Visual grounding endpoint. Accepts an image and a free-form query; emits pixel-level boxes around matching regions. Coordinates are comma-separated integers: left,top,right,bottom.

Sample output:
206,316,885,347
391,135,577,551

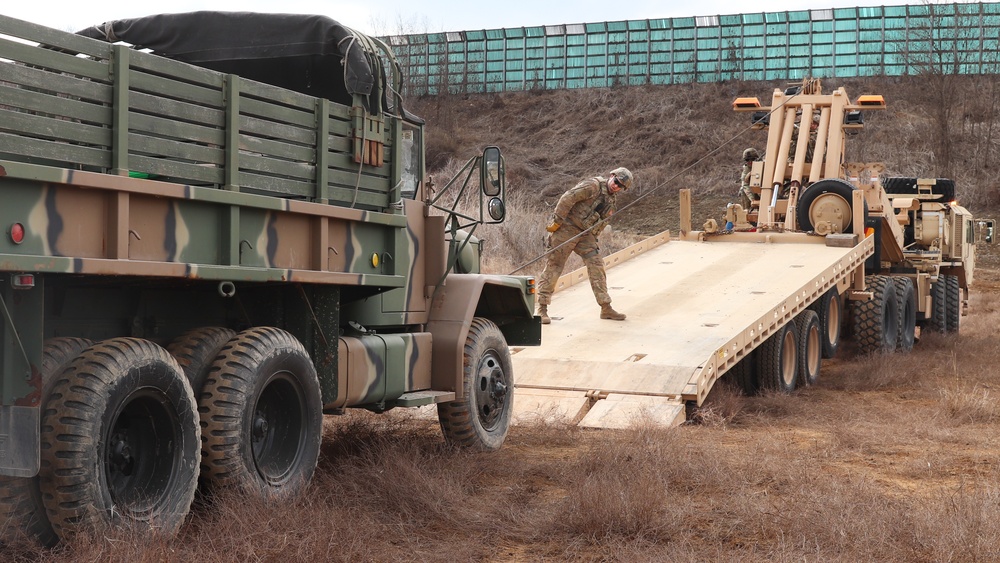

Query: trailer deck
513,230,874,428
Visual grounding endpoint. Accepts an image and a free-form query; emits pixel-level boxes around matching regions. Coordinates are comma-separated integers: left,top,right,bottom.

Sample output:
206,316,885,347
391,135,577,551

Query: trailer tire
928,278,947,334
811,288,842,359
796,179,866,234
944,275,960,334
894,277,916,352
39,338,200,541
852,275,899,354
758,323,798,393
0,338,91,547
730,351,759,396
795,310,822,386
199,327,322,497
167,327,236,396
438,317,513,451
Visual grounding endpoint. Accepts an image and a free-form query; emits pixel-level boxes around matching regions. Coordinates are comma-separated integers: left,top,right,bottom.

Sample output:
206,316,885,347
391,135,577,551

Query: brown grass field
8,76,1000,561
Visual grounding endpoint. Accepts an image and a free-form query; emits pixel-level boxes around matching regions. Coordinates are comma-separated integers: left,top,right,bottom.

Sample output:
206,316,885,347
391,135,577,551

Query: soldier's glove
546,216,563,233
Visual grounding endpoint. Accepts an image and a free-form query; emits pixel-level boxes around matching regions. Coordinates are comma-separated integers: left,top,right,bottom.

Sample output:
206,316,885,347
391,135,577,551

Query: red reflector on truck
11,274,34,289
9,223,24,244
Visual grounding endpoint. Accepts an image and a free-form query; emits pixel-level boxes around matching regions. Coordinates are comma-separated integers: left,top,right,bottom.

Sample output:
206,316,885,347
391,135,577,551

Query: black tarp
77,11,377,110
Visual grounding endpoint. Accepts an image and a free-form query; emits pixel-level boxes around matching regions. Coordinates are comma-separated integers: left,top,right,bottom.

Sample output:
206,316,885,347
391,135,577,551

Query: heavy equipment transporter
514,78,990,429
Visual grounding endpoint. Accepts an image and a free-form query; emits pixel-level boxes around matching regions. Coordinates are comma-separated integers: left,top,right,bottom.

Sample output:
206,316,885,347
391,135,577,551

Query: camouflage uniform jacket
552,176,616,235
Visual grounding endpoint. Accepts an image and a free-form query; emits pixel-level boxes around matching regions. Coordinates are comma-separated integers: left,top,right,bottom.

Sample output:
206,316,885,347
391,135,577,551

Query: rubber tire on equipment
796,178,866,234
729,350,759,396
795,310,822,386
0,338,91,547
810,288,842,359
944,274,961,334
851,275,899,354
894,277,916,352
39,338,200,541
438,317,514,451
928,278,947,334
199,327,323,497
758,322,798,393
167,326,236,396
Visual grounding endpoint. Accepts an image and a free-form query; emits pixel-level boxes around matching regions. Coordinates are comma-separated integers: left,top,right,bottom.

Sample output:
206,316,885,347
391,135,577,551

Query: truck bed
512,231,874,428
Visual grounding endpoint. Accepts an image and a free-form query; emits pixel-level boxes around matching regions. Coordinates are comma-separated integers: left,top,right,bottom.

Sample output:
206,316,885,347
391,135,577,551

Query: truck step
394,390,456,407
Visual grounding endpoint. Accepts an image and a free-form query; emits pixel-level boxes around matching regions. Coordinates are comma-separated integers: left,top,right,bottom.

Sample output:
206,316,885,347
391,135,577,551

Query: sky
3,0,951,36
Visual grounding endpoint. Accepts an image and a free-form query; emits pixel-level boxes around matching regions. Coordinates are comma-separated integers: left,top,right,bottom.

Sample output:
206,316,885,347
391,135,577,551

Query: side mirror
487,197,505,222
481,146,503,197
987,220,995,244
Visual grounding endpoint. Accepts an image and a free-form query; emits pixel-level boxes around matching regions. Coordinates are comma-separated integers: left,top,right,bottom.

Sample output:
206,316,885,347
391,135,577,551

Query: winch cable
507,80,815,276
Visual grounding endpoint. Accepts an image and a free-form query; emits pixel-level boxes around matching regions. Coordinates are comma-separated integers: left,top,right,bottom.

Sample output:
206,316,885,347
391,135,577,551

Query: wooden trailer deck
512,230,874,429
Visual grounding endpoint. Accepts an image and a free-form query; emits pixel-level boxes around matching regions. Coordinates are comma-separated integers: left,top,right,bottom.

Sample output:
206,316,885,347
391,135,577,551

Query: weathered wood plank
130,113,225,146
0,62,111,103
129,154,223,185
129,133,223,165
130,91,225,128
0,83,111,124
129,72,224,109
0,108,111,147
0,14,113,59
0,132,110,168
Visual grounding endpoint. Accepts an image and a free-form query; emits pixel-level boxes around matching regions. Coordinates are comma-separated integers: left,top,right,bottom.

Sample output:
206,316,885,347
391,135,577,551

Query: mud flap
578,395,685,429
0,405,39,477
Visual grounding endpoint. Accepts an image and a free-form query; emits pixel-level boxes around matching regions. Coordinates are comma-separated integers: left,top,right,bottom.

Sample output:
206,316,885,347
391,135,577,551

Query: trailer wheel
928,278,947,334
438,317,513,451
811,288,842,359
758,323,798,393
199,327,322,497
0,338,91,547
795,310,822,386
39,338,200,541
852,275,899,354
796,179,866,234
944,275,961,334
894,278,916,352
167,327,236,395
729,350,759,396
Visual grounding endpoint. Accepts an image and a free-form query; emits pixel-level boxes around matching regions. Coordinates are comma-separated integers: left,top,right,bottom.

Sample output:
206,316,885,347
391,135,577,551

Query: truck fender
426,274,535,396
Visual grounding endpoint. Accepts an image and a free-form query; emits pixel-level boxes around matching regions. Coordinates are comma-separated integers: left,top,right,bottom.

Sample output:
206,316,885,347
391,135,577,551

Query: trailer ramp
512,231,873,429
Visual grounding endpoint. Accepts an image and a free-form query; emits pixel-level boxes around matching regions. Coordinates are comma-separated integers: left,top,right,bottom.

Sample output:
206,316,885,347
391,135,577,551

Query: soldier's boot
537,304,551,324
600,303,626,321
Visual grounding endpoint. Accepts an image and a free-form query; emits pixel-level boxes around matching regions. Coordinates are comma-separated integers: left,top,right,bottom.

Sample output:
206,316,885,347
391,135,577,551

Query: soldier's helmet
610,167,634,190
743,148,760,161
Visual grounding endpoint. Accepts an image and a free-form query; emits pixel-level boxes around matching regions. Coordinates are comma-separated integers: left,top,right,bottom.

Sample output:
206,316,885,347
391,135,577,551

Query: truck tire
944,275,961,334
758,322,798,393
810,288,842,359
851,275,899,354
894,277,916,352
167,326,236,396
0,338,91,547
438,317,513,451
39,338,200,541
928,278,947,334
795,310,822,386
729,350,759,396
796,179,866,234
199,327,322,497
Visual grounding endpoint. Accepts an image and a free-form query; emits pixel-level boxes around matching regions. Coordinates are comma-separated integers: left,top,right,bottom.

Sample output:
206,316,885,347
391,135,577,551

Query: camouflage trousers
738,185,758,210
537,227,610,306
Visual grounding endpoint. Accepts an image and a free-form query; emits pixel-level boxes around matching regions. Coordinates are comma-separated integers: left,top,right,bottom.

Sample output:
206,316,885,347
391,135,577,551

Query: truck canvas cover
77,11,377,109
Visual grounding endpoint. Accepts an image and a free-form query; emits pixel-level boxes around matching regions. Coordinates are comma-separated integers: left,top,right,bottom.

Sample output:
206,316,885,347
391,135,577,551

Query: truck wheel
928,278,947,334
796,179,866,233
795,310,822,386
199,327,322,497
438,317,513,451
39,338,200,541
811,288,842,358
758,322,798,393
167,327,236,396
729,350,759,396
894,277,916,351
0,338,91,547
852,275,899,354
944,275,961,334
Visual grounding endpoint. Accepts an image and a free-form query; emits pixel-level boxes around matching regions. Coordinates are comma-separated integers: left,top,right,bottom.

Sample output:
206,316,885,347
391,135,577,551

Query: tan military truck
512,78,989,427
0,12,538,544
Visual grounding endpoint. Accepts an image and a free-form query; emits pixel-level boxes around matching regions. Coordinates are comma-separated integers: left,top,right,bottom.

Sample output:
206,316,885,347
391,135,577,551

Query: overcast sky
4,1,953,36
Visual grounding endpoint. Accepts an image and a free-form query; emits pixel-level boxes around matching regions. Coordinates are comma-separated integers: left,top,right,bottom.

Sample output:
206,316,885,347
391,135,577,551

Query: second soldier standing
535,167,633,324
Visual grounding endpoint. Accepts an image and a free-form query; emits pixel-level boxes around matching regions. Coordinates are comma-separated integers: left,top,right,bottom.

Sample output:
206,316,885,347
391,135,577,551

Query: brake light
9,223,24,244
11,274,34,289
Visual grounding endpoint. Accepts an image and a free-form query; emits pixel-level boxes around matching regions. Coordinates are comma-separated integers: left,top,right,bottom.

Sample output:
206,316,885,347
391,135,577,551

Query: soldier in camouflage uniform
535,167,634,324
738,147,760,210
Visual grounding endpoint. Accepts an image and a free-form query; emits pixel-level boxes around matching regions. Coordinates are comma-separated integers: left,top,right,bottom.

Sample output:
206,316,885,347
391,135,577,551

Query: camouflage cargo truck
0,12,539,544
